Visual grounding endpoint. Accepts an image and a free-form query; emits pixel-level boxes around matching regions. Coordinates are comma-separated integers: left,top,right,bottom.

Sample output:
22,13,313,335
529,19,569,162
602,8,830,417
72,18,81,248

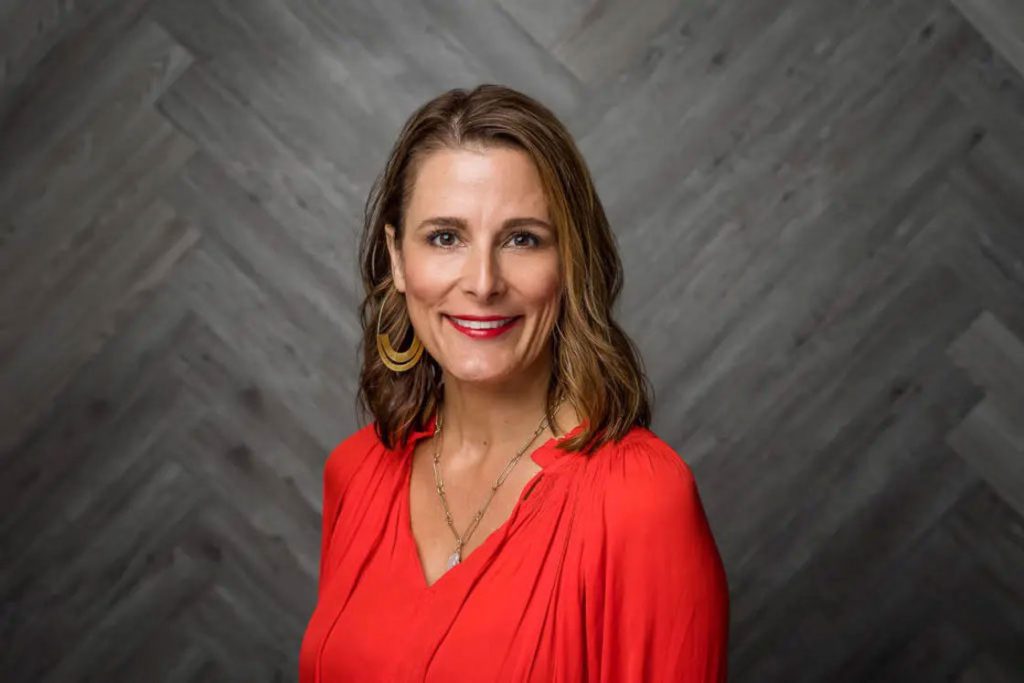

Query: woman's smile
444,314,523,339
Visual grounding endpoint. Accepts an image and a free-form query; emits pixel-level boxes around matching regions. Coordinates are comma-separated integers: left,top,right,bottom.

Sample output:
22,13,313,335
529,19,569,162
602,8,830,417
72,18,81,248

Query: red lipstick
445,314,522,339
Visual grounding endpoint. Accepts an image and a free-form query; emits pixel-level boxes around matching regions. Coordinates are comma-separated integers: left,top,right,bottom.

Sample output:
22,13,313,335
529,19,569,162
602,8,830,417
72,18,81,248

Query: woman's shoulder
326,420,380,462
586,425,695,483
322,421,384,493
580,426,705,534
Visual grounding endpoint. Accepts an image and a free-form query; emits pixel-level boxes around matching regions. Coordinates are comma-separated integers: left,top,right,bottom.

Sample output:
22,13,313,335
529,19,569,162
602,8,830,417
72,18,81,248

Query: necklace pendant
446,549,461,570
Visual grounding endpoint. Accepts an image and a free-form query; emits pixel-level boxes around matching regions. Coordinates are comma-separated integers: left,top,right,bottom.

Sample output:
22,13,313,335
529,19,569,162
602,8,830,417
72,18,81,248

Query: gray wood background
2,0,1023,681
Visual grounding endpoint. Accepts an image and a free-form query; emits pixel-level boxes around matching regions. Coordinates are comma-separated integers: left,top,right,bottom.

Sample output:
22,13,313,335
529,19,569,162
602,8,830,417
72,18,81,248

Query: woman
299,84,729,682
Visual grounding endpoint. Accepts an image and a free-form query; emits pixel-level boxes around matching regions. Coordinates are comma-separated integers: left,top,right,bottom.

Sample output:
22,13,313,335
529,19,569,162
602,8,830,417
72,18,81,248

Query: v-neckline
398,409,586,593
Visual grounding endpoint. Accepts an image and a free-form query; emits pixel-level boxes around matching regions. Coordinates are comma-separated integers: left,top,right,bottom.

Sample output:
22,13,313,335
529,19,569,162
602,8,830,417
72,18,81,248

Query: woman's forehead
409,148,545,205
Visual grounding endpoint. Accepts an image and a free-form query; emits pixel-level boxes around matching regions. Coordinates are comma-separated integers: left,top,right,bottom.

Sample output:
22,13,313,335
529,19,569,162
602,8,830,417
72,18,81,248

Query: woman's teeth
449,316,517,329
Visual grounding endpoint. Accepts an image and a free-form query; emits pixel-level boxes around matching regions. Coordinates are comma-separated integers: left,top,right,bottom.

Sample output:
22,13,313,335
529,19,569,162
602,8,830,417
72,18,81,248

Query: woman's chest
406,439,545,588
312,460,591,682
317,542,587,683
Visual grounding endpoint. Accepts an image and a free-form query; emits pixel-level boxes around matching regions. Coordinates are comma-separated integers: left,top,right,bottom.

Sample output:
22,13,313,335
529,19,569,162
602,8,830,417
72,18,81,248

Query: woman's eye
508,232,540,248
427,230,458,248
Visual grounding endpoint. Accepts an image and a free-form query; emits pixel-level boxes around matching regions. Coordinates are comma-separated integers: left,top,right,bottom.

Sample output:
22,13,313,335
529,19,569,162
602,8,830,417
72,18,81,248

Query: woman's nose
462,244,504,299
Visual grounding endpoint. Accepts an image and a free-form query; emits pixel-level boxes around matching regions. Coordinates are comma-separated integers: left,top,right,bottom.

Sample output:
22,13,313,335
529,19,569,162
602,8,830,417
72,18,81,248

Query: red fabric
299,409,730,682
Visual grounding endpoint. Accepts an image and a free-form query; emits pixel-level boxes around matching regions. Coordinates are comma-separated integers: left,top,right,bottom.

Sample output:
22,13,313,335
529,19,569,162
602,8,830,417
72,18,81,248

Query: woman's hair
356,84,653,454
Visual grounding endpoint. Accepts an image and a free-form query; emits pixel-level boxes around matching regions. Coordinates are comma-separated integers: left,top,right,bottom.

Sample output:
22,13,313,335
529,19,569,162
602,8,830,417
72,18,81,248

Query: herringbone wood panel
2,1,1022,681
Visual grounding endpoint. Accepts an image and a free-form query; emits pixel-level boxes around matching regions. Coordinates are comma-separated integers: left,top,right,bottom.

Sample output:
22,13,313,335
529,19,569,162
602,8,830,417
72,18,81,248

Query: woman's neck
437,364,576,471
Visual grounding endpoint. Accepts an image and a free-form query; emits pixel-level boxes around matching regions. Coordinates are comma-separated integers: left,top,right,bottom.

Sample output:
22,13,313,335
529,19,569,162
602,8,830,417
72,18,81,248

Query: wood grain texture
1,1,1022,681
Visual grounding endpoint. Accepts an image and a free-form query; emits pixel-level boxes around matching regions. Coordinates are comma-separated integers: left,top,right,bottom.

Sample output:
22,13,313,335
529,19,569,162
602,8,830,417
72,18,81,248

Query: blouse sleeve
316,441,346,599
582,435,730,682
316,424,374,598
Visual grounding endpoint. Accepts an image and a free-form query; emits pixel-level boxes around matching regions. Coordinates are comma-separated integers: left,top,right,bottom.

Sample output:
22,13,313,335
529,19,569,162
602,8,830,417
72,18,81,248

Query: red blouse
299,410,730,682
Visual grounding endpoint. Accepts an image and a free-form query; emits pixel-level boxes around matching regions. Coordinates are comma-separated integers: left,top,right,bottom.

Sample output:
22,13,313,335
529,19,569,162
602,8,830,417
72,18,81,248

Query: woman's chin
441,363,519,385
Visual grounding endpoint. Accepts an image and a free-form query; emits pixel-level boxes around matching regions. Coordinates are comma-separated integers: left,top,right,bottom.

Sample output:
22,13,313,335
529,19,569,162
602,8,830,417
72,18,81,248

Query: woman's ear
384,224,406,293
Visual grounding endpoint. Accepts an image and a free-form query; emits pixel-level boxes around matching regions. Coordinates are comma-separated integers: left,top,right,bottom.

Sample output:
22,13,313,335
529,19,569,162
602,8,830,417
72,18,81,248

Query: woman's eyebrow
416,216,553,232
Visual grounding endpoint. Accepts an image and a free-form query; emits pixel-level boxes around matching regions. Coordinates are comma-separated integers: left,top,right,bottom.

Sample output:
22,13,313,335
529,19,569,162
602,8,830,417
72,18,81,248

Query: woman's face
385,146,562,387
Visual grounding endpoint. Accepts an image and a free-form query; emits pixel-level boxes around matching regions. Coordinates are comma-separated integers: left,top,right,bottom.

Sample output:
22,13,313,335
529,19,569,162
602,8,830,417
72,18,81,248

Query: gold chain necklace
432,400,564,572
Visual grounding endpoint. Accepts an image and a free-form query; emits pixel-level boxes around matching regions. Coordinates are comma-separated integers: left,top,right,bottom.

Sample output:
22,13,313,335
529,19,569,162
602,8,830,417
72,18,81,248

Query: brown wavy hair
356,84,653,455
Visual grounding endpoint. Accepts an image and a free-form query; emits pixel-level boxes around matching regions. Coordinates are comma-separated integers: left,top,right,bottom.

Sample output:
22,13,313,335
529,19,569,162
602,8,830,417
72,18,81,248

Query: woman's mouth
444,315,522,339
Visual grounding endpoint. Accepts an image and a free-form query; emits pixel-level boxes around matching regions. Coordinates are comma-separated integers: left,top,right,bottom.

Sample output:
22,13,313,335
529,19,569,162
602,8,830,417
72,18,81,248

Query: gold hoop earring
376,287,424,372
